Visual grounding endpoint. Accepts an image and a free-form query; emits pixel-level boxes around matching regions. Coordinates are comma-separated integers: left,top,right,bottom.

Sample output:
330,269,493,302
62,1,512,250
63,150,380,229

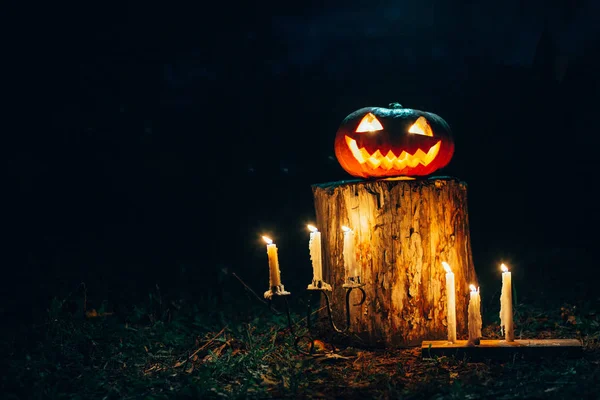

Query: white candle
262,236,281,288
468,284,482,345
307,225,323,282
442,261,457,343
500,263,514,341
342,226,359,279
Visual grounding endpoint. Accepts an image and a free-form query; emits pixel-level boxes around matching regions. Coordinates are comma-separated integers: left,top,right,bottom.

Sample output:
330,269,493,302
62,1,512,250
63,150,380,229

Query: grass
2,283,600,399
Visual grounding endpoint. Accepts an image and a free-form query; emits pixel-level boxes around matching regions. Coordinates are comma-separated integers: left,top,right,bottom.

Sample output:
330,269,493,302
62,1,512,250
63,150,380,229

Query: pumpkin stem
389,102,403,109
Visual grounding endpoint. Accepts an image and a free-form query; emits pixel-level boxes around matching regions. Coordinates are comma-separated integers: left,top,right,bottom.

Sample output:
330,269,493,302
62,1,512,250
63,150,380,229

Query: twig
81,282,87,315
293,306,327,328
173,326,228,368
189,326,227,359
232,271,327,325
232,272,280,312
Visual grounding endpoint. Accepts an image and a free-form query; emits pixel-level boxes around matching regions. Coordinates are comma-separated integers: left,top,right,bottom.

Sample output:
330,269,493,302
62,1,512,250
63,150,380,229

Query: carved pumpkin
334,103,455,178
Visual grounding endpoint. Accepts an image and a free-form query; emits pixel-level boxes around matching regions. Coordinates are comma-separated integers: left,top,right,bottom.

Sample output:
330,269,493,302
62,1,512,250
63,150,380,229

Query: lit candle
442,261,457,343
500,263,514,341
342,226,359,279
468,284,482,345
262,236,281,288
307,225,323,283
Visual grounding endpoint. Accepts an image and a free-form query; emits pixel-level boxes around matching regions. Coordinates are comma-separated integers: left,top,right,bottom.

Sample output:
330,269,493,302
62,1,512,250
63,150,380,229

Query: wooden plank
421,339,583,361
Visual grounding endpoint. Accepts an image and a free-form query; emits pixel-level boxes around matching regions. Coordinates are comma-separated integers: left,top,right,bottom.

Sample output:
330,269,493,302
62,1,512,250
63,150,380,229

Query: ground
2,282,599,399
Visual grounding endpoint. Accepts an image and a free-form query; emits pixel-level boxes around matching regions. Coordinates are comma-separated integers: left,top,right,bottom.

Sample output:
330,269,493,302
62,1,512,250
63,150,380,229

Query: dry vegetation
2,282,599,399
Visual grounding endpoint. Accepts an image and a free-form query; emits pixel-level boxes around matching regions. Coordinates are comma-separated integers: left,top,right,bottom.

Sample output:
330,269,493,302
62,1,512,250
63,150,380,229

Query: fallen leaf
260,375,278,386
315,353,356,363
84,309,114,318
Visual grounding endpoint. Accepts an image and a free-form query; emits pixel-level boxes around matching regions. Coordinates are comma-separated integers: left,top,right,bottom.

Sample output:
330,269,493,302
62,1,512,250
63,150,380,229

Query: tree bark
312,176,477,347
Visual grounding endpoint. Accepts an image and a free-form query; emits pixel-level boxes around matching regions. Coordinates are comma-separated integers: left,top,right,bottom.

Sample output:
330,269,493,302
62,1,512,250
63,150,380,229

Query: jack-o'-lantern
334,103,454,178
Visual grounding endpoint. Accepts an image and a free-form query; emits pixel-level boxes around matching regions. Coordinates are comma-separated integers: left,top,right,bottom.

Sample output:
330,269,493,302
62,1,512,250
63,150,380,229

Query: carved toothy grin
345,136,441,170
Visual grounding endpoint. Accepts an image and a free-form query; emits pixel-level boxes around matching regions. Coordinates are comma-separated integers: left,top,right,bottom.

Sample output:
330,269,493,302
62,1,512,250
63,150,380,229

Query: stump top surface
312,175,465,190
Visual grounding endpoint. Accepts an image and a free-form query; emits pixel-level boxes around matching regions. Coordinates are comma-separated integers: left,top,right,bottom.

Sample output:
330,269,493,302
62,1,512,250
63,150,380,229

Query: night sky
5,2,600,324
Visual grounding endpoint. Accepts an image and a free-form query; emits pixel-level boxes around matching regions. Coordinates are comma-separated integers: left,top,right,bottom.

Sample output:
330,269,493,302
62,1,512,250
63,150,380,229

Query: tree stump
312,176,477,347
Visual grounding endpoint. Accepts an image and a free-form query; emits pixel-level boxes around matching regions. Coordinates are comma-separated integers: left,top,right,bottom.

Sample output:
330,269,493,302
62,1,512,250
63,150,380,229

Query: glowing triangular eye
356,113,384,133
408,116,433,136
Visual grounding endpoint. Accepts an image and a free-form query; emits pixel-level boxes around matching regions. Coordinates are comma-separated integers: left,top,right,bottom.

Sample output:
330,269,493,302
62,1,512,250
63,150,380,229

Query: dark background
4,1,600,326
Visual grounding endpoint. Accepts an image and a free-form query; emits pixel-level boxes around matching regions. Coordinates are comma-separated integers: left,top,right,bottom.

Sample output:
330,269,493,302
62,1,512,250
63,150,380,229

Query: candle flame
442,261,452,273
341,225,352,232
307,224,318,232
262,236,273,245
501,263,508,272
469,284,477,292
